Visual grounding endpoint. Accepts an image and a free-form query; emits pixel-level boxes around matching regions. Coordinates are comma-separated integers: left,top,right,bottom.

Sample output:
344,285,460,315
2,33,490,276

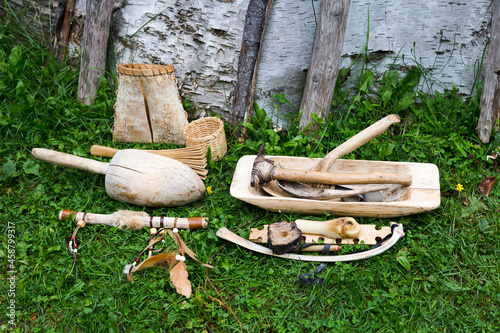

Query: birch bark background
3,0,493,127
255,0,492,127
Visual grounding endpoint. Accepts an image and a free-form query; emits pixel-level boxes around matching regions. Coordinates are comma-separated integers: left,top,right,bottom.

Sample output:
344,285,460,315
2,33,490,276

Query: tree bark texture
477,0,500,143
77,0,114,105
230,0,273,129
5,0,493,129
298,0,351,132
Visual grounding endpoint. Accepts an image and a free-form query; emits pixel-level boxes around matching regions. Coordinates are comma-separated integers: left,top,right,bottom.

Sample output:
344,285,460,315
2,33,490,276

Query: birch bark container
112,63,188,144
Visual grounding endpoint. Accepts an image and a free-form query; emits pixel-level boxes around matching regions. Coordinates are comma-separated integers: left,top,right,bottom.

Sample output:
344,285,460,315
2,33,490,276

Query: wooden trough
230,155,440,218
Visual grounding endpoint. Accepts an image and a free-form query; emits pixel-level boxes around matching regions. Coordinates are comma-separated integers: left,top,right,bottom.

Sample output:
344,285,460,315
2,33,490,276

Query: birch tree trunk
299,0,351,132
5,0,492,129
477,0,500,143
77,0,114,105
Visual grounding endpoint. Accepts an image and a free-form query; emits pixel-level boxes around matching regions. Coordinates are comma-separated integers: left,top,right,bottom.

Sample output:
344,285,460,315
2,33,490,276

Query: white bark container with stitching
112,64,188,144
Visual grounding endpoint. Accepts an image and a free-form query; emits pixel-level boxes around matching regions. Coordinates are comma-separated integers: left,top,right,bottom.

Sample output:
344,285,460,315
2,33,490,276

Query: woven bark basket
184,117,227,162
112,64,188,144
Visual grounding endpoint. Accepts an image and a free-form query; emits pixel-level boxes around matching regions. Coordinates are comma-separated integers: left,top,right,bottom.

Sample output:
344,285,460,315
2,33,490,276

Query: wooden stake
77,0,114,105
52,0,76,62
478,1,500,143
299,0,351,133
230,0,274,133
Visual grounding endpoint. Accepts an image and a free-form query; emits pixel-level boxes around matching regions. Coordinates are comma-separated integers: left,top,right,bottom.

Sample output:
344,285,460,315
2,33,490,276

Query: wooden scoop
32,148,205,207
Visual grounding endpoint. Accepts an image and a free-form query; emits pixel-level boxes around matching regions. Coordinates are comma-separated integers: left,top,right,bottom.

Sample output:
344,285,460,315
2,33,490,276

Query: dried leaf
169,261,192,298
166,229,214,268
135,252,177,272
479,176,497,197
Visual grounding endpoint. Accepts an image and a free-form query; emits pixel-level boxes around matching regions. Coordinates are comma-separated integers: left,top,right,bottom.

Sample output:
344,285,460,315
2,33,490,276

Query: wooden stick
90,145,208,179
314,114,400,172
77,0,114,105
299,0,351,132
59,209,209,230
230,0,274,132
52,0,76,62
478,0,500,143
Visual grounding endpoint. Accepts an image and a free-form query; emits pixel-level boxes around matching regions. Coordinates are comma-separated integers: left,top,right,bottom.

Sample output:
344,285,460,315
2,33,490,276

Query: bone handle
273,168,412,186
294,218,360,239
32,148,109,175
315,114,401,172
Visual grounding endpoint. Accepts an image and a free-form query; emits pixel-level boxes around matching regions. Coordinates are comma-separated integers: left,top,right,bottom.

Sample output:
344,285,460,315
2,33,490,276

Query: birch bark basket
112,64,188,145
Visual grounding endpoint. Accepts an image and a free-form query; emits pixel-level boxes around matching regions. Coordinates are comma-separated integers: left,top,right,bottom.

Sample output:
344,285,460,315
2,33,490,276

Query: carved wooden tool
32,148,205,207
259,114,404,198
267,221,303,254
217,223,405,261
251,143,412,188
59,209,208,230
250,220,393,246
264,217,359,254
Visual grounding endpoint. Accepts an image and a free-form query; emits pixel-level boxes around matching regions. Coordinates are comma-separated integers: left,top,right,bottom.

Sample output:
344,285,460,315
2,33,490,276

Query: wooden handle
90,145,207,165
91,145,202,158
90,145,119,158
58,209,209,230
90,145,208,179
315,114,400,172
294,217,360,239
273,168,412,186
32,148,109,175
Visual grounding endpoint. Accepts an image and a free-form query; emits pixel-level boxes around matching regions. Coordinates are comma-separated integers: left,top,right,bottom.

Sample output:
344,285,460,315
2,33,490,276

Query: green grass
1,8,500,333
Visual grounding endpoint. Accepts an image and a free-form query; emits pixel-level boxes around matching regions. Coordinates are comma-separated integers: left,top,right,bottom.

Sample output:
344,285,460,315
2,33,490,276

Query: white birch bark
6,0,493,128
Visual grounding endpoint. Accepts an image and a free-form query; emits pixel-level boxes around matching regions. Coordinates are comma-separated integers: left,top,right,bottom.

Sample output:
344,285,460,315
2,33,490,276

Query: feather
113,210,150,230
169,261,192,298
135,252,177,272
123,264,134,274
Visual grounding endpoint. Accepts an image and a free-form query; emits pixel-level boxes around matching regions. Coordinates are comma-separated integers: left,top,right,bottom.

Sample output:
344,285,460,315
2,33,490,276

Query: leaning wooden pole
77,0,114,105
52,0,76,62
299,0,351,133
478,1,500,143
230,0,274,134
